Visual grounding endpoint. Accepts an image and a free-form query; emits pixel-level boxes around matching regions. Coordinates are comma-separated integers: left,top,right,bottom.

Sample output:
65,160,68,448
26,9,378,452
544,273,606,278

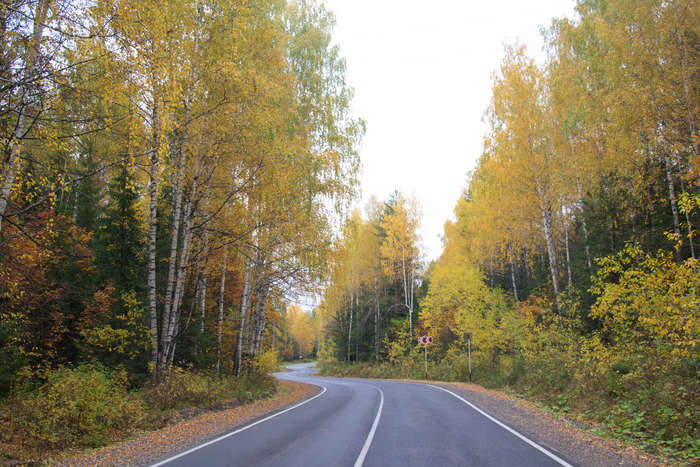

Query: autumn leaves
0,0,362,382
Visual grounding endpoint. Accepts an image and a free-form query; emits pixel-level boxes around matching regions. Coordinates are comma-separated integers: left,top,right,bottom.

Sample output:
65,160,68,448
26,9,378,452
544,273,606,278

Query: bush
142,367,233,412
142,365,277,413
14,364,143,449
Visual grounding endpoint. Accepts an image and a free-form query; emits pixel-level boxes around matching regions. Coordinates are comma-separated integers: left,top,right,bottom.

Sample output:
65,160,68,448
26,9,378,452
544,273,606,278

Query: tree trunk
159,137,187,369
564,221,572,288
347,281,353,362
679,178,696,260
409,265,414,335
0,0,50,235
673,1,699,158
374,267,380,361
664,153,682,258
147,101,160,376
540,201,561,313
215,248,228,374
199,191,211,346
508,242,518,301
251,286,269,357
576,179,593,271
524,249,531,285
400,246,411,334
536,179,561,314
235,259,253,376
164,184,197,370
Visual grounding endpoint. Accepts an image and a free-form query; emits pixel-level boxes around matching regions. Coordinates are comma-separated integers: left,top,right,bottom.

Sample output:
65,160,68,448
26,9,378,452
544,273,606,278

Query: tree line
318,0,697,459
0,0,362,390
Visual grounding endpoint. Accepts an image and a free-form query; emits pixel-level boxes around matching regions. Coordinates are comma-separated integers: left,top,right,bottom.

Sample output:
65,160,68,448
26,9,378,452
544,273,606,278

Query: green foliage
2,364,278,459
590,243,699,359
94,162,146,297
13,364,144,449
0,320,25,398
142,366,277,413
252,349,282,376
323,243,699,463
80,290,150,375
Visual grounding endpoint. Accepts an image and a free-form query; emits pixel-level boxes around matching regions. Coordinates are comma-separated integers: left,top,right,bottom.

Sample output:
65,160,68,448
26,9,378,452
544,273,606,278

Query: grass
0,363,278,463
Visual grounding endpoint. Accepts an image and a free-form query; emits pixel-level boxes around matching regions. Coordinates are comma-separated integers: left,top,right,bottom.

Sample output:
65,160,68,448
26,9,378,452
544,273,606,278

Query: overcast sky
323,0,577,261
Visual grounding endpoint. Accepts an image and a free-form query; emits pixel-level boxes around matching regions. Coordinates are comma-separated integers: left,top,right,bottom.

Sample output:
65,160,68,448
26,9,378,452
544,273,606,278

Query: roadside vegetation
0,352,279,461
0,0,358,463
316,0,699,464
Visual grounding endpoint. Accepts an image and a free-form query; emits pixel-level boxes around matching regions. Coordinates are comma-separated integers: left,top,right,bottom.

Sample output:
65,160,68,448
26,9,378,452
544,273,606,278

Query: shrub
14,364,143,449
143,367,225,411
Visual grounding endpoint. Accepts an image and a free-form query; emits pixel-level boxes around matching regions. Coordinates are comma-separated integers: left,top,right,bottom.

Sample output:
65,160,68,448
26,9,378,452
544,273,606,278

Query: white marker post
464,332,472,382
419,336,433,379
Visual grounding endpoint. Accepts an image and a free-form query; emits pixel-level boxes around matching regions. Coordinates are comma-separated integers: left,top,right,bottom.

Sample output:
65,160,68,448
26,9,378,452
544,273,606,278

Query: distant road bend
151,362,574,467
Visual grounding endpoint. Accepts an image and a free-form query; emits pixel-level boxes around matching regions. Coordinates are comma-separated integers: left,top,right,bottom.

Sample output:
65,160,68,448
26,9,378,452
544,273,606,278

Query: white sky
324,0,578,261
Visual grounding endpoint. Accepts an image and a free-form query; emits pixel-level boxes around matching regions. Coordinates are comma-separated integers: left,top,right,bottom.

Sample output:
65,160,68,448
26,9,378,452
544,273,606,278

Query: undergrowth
0,351,280,462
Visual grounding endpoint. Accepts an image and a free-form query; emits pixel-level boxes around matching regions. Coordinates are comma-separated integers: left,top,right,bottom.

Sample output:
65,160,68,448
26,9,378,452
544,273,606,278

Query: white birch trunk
576,179,593,271
400,246,411,334
251,287,269,357
215,248,228,374
535,177,561,314
199,190,211,339
679,178,696,260
147,102,160,375
564,221,572,288
664,153,682,255
159,140,187,368
374,267,380,361
347,277,353,362
508,242,519,301
672,2,699,158
0,0,49,235
235,259,253,376
163,183,197,369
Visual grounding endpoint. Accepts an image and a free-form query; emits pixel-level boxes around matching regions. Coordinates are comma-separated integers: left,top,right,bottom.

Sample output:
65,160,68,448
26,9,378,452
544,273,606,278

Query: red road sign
418,336,433,344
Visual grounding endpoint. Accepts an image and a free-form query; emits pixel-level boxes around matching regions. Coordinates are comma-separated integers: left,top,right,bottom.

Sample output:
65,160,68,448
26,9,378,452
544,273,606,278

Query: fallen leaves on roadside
51,380,319,467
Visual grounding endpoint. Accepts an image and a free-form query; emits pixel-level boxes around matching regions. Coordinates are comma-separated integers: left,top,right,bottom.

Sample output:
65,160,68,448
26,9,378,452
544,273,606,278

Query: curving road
151,363,574,467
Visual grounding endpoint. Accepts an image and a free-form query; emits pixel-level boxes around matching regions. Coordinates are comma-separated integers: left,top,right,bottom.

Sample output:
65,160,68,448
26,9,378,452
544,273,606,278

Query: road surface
151,362,574,467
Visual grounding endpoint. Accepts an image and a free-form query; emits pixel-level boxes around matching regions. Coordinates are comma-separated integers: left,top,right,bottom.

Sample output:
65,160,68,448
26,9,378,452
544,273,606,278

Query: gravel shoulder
431,381,673,467
51,379,320,467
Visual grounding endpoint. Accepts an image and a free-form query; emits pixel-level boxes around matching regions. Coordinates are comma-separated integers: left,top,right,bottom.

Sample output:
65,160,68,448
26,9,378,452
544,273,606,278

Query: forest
0,0,361,458
317,0,698,463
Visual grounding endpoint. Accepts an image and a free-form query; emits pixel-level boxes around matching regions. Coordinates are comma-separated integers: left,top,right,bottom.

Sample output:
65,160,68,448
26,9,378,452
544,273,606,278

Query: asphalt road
151,363,574,467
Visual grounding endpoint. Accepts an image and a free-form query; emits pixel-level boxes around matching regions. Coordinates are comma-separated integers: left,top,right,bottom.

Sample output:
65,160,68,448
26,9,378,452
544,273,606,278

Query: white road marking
150,385,328,467
427,384,573,467
353,385,384,467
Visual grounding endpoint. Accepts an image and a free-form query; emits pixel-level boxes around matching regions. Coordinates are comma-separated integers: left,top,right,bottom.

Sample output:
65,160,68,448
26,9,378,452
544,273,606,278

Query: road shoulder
430,381,671,467
51,379,321,467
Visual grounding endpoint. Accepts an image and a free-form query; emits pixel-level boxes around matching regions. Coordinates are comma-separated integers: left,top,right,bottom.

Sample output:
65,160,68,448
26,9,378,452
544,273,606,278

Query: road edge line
150,384,328,467
427,384,573,467
353,385,384,467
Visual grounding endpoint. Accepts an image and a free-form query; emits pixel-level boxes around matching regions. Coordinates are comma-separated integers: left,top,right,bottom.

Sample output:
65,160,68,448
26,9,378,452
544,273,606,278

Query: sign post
418,336,433,379
463,333,472,382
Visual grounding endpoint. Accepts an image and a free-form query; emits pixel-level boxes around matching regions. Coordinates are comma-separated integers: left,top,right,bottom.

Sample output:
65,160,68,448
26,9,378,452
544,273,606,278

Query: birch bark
235,259,253,376
536,179,561,313
664,153,682,257
159,138,187,368
374,268,380,361
148,101,160,375
576,179,593,271
215,248,228,373
0,0,50,235
251,286,269,357
508,242,519,301
564,220,572,288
